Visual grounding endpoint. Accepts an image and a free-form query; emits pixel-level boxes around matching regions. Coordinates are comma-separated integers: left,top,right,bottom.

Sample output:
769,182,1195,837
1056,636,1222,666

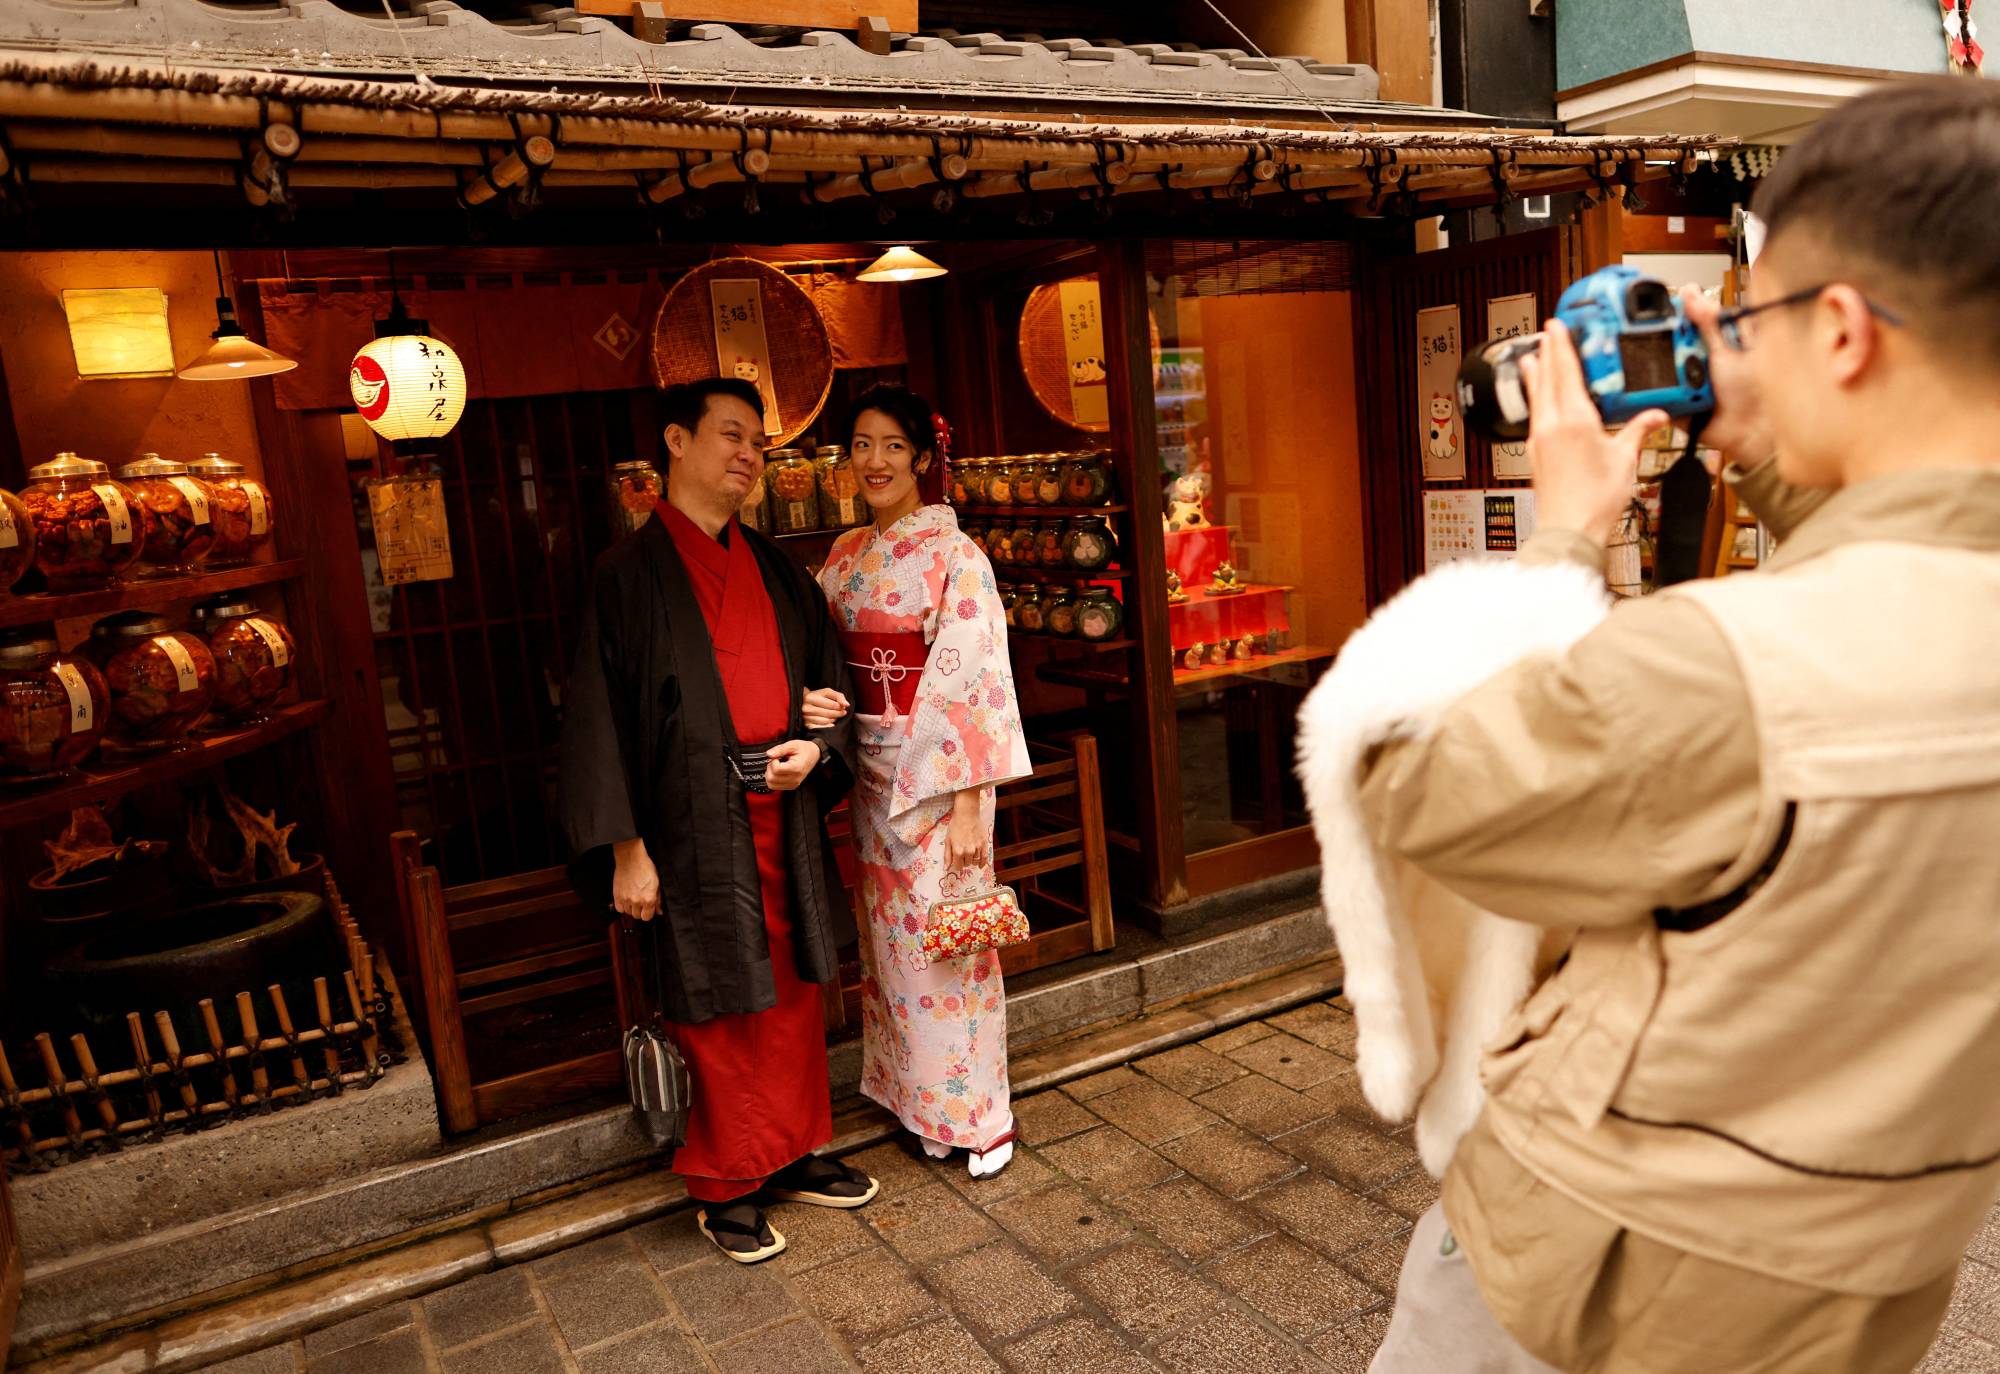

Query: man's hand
612,837,660,922
1681,285,1775,468
766,739,820,793
802,687,850,731
1520,320,1669,546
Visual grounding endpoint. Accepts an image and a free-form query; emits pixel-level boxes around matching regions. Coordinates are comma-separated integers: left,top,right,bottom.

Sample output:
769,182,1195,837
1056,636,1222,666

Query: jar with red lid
20,453,149,590
186,454,274,567
192,596,295,723
86,611,217,751
0,627,108,780
0,487,33,594
119,455,217,576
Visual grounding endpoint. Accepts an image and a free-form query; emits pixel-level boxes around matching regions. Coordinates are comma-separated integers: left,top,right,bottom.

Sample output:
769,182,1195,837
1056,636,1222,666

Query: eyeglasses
1715,284,1904,351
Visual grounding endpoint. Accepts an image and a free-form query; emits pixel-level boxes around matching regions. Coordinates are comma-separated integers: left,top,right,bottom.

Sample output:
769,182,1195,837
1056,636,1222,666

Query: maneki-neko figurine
1166,569,1189,605
1208,562,1246,596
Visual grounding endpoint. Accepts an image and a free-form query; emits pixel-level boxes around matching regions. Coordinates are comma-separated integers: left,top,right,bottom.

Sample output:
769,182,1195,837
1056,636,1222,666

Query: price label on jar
786,500,811,531
53,662,94,730
91,483,134,544
246,486,270,537
246,617,292,668
0,499,16,549
168,477,213,526
153,635,202,693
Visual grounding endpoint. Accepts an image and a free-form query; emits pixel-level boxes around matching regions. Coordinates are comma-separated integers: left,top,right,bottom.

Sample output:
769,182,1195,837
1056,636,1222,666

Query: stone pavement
197,993,2000,1374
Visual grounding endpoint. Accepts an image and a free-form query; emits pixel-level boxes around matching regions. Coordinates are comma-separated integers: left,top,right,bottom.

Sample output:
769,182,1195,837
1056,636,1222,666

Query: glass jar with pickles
1000,585,1022,630
948,458,976,508
0,627,108,780
1063,515,1117,572
192,597,296,724
1076,587,1125,643
1033,455,1067,507
86,611,216,752
610,459,664,535
961,520,990,560
1013,586,1046,634
764,449,819,535
1062,452,1114,507
1009,519,1040,570
985,459,1018,508
0,487,33,595
738,468,770,534
1034,520,1067,570
1010,458,1042,507
815,446,865,529
21,453,149,590
186,454,274,567
118,455,216,576
1042,589,1079,637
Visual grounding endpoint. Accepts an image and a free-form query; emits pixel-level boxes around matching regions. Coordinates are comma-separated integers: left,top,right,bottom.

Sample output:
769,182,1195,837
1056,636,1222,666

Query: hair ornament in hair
931,411,953,465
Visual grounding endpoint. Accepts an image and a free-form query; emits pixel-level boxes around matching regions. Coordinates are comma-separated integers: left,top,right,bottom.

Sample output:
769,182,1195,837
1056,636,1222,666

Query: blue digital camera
1458,265,1715,443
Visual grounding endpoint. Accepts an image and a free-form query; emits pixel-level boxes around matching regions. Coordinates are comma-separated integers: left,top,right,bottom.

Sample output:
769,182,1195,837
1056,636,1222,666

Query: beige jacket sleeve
1356,526,1763,930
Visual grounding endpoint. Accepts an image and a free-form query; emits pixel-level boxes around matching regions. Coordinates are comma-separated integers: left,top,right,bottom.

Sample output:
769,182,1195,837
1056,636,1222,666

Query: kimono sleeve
888,536,1032,841
557,556,643,874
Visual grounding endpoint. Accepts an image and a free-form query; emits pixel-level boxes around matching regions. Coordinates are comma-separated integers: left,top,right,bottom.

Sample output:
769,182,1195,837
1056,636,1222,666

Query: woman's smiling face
851,407,926,518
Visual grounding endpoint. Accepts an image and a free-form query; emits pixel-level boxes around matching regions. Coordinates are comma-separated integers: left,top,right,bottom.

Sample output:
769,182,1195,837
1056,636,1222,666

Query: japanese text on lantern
1415,305,1465,481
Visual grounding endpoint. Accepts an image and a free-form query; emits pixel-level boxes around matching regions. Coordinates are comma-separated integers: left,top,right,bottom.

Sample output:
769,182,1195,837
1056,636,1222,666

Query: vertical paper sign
1423,490,1484,570
1058,279,1111,428
1486,293,1538,480
1482,489,1537,555
367,476,454,586
1416,305,1465,481
710,280,783,437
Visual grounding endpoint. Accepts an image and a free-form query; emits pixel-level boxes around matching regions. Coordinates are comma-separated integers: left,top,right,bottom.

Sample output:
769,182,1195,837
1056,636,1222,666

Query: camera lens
1685,354,1708,389
1626,280,1674,321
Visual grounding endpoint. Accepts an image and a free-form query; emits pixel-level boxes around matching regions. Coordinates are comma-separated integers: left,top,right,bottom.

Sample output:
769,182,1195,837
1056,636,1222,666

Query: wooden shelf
996,567,1131,585
1171,644,1334,691
0,560,305,631
0,699,331,830
951,505,1127,519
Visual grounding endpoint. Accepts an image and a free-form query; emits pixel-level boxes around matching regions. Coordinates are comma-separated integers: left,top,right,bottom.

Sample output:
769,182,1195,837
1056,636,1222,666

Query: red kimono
658,501,832,1202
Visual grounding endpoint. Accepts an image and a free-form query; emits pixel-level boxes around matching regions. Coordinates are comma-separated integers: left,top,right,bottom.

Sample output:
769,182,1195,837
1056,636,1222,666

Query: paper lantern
349,332,466,444
62,288,176,380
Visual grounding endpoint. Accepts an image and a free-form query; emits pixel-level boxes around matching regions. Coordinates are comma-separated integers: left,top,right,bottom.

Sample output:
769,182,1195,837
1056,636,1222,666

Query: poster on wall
367,476,454,586
1486,293,1538,480
1415,305,1465,481
1423,488,1538,570
1058,279,1111,427
710,279,783,437
1482,489,1537,553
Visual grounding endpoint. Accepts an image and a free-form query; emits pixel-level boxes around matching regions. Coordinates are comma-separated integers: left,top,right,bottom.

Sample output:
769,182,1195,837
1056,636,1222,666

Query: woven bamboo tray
1018,276,1161,433
651,257,833,449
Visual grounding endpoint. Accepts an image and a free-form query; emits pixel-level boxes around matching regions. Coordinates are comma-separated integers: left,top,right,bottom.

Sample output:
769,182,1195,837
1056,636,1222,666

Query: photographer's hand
1520,321,1668,547
1682,286,1775,469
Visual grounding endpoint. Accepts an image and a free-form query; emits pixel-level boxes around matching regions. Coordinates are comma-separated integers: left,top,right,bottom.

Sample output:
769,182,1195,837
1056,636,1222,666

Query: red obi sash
839,629,928,716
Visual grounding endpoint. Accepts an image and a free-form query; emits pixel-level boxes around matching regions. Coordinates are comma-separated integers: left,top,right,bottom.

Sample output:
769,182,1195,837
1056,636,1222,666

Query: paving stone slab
1039,1127,1181,1201
664,1255,800,1343
1274,1116,1421,1193
1150,1308,1331,1374
1964,1208,2000,1269
1198,1022,1278,1055
997,1316,1155,1374
1067,1244,1220,1340
575,1321,710,1374
529,1232,641,1281
628,1212,721,1275
1250,1174,1409,1260
987,1184,1133,1266
202,1347,302,1374
925,1241,1078,1341
1335,1234,1411,1297
765,1200,882,1273
864,1184,1000,1265
1222,1032,1349,1092
1266,1002,1359,1059
712,1317,861,1374
537,1260,670,1351
1084,1082,1222,1147
300,1304,413,1361
1366,1168,1441,1222
1303,1068,1379,1123
1914,1323,2000,1374
857,1315,1004,1374
938,1147,1058,1205
1157,1123,1303,1199
438,1319,569,1374
1116,1175,1269,1264
1192,1075,1329,1140
794,1250,938,1345
1204,1234,1382,1337
1060,1066,1143,1100
421,1267,535,1351
1131,1045,1245,1099
847,1141,949,1193
306,1327,427,1374
1307,1309,1393,1374
1012,1092,1102,1146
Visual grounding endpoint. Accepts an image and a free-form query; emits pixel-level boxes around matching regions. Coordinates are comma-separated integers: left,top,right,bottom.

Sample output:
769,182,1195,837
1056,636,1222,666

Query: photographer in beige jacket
1354,78,2000,1373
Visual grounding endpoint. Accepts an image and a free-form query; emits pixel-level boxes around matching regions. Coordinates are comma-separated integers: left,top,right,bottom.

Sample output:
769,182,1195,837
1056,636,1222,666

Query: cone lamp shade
349,331,467,444
857,246,948,283
179,329,299,381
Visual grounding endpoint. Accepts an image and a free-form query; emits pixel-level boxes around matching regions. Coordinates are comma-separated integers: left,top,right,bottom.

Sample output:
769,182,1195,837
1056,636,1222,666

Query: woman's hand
802,687,850,731
944,791,988,874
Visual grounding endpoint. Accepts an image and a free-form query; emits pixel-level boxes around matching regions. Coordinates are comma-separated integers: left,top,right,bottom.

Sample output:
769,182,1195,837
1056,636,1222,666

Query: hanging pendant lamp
179,250,299,381
857,246,948,283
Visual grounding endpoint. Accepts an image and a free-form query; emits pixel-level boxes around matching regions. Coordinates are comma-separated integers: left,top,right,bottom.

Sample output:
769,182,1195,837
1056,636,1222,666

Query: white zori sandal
968,1122,1017,1180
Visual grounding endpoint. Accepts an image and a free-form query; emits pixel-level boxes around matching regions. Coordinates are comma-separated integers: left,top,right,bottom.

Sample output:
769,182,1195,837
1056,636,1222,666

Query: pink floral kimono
818,505,1031,1151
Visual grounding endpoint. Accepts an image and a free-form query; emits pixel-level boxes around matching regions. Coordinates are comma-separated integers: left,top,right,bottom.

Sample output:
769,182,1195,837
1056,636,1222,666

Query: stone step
11,902,1334,1364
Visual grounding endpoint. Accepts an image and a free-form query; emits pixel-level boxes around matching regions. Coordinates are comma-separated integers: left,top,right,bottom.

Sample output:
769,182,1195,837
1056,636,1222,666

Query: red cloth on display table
657,499,832,1204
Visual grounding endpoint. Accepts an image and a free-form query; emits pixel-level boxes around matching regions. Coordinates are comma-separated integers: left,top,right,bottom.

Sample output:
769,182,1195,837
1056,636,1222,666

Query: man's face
666,395,765,506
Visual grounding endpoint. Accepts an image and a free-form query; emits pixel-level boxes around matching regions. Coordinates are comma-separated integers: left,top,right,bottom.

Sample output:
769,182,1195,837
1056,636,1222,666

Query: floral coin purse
915,885,1029,971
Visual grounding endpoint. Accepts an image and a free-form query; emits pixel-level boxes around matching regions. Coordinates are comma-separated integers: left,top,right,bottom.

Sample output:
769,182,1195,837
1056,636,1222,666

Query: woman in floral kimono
804,384,1032,1179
